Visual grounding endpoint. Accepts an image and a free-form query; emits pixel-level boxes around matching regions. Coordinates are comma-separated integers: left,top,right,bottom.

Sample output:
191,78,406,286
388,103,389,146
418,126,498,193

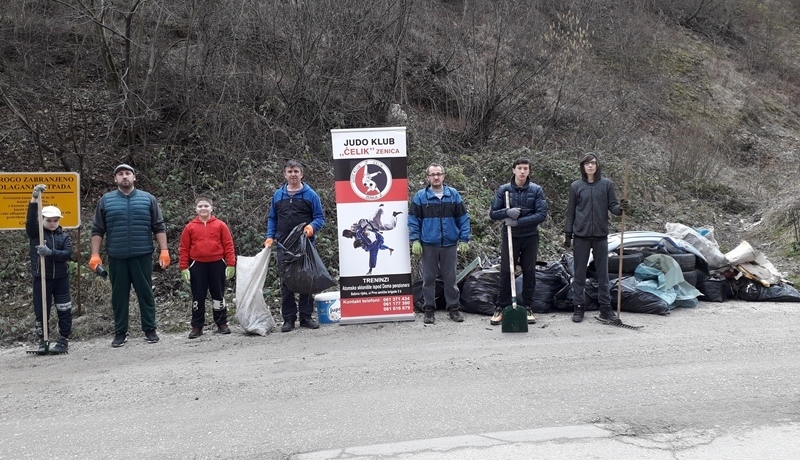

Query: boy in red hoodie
179,197,236,338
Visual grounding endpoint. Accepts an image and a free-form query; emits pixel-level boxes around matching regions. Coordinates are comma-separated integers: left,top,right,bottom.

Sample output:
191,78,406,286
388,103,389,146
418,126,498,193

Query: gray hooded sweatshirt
564,153,623,238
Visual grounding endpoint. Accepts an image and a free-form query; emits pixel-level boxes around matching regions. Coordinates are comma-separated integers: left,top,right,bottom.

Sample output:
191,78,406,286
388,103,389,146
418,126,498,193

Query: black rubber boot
36,339,48,355
572,305,585,323
599,305,619,323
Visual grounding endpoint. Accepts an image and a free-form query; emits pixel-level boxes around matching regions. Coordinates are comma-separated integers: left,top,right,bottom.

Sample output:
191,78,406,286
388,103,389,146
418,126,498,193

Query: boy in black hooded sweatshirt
26,184,73,353
564,153,629,323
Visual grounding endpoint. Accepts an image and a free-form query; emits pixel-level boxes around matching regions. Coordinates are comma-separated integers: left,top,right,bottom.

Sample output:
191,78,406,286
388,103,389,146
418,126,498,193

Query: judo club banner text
331,127,414,324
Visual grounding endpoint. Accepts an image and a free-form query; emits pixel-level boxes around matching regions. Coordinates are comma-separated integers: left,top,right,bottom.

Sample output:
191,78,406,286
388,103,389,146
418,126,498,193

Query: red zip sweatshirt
179,216,236,270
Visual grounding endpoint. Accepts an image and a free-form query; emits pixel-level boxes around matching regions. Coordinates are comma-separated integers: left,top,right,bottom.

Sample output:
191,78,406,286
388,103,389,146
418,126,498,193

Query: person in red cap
179,197,236,339
89,164,170,347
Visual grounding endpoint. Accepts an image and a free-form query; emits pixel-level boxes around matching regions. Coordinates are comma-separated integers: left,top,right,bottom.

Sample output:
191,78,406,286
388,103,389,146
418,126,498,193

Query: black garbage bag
696,272,734,302
527,261,570,313
459,269,501,315
278,223,335,295
734,279,800,302
610,276,671,315
412,278,446,311
586,276,669,315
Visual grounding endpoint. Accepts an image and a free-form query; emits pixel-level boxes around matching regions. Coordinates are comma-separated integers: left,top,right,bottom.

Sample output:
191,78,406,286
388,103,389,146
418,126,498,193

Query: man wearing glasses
408,164,471,325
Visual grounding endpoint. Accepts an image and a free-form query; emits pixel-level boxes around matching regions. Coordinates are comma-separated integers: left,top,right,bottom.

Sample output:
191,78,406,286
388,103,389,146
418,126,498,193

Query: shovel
501,191,528,333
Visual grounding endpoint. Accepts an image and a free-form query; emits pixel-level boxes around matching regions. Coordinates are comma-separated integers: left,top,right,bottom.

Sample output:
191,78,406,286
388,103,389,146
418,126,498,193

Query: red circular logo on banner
350,159,392,200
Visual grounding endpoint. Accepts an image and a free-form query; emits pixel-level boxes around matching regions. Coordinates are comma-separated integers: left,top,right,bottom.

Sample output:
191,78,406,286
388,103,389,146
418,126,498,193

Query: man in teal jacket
90,164,170,347
408,163,470,325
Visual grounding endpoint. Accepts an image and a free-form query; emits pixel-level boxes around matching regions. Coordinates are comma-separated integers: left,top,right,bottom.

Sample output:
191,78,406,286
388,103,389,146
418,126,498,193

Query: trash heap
453,222,800,316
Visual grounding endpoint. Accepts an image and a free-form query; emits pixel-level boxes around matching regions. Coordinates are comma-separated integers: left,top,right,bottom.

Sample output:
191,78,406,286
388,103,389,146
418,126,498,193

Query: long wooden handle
505,191,517,308
38,194,48,342
616,160,629,317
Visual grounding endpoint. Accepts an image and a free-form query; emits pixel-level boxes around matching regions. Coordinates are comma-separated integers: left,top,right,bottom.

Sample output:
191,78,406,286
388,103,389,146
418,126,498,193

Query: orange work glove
159,249,171,269
303,225,314,237
264,238,274,248
89,254,102,272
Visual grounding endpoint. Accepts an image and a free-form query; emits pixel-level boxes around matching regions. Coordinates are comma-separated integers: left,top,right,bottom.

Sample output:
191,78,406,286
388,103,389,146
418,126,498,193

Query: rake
595,158,642,331
27,192,68,355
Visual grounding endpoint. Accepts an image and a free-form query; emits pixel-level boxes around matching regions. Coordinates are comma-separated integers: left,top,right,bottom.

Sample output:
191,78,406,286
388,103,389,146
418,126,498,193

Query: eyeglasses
427,173,444,177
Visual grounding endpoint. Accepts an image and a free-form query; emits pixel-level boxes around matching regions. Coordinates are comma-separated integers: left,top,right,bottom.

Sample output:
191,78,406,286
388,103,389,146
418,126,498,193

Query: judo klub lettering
331,127,414,324
350,159,392,201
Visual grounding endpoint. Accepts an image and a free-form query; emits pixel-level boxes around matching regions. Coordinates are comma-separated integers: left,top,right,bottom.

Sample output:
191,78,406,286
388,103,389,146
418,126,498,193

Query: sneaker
112,332,128,348
50,337,69,353
281,321,295,333
423,310,435,324
490,308,503,326
217,323,231,334
144,330,160,343
525,308,536,324
188,327,203,339
299,318,320,329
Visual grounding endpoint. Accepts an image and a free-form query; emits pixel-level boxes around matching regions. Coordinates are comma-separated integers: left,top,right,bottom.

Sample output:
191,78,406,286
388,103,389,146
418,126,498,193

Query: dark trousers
497,233,539,308
109,254,157,334
189,260,228,328
571,237,611,307
275,249,312,322
421,244,459,307
33,276,72,338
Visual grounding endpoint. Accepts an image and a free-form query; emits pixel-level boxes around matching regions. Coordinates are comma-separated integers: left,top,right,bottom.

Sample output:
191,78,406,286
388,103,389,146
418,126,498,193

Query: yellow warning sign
0,172,81,230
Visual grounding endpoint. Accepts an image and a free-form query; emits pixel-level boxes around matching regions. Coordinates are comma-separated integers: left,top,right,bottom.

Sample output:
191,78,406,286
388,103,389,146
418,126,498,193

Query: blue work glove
412,241,422,255
503,217,518,227
36,245,53,256
505,207,521,219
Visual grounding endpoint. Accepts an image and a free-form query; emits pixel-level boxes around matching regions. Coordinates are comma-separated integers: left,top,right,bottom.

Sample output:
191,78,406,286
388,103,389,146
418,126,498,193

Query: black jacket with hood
26,202,72,279
564,153,623,239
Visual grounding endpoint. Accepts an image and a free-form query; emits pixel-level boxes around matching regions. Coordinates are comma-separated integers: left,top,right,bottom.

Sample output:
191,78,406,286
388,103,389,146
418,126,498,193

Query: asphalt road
1,299,799,459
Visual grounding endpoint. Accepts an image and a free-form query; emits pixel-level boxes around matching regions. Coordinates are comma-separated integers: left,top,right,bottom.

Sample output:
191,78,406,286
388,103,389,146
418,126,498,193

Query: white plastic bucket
315,291,341,324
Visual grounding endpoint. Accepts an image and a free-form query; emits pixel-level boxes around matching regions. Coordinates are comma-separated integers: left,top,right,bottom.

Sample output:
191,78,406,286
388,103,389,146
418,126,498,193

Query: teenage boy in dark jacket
489,158,548,326
564,152,630,323
26,184,73,354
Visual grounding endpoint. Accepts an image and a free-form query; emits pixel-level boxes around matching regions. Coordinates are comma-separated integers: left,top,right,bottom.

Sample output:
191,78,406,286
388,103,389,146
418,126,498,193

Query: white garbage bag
665,222,728,269
234,247,276,335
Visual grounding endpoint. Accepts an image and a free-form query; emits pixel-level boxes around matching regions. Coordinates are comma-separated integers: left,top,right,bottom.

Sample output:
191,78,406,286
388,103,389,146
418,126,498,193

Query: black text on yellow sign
0,172,81,230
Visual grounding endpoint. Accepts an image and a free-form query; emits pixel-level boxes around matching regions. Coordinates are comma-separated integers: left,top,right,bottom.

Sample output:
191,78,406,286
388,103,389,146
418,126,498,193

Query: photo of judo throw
341,205,403,275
